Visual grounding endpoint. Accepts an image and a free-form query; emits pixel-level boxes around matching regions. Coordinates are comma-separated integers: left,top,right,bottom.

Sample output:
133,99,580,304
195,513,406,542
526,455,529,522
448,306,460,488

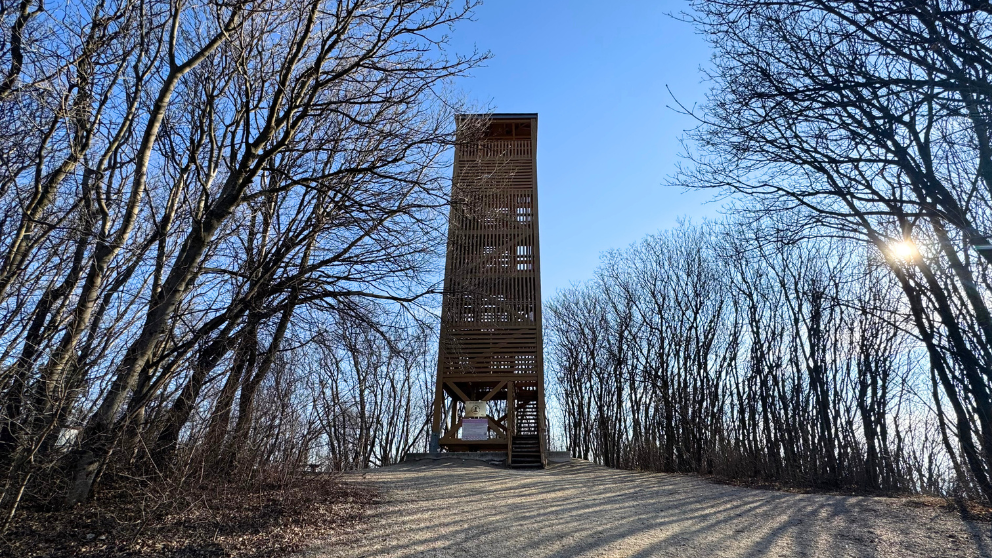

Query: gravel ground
304,459,992,558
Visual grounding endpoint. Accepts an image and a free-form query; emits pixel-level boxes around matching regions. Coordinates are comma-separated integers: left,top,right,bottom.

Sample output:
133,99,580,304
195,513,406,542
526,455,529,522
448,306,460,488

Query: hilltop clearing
305,460,991,558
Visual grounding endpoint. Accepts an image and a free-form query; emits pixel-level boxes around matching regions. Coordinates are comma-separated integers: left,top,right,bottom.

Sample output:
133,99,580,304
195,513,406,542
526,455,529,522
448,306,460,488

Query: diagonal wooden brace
444,381,471,402
481,381,507,402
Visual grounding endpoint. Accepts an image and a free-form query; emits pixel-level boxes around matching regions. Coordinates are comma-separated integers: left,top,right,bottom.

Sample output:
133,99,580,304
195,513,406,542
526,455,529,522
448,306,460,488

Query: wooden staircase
510,397,542,468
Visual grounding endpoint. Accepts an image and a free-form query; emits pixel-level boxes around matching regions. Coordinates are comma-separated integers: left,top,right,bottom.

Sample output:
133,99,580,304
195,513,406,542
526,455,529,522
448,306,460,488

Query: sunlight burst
889,240,918,261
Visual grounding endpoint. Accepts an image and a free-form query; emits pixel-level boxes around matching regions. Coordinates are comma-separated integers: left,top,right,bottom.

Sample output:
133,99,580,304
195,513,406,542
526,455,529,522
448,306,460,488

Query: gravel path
304,459,992,557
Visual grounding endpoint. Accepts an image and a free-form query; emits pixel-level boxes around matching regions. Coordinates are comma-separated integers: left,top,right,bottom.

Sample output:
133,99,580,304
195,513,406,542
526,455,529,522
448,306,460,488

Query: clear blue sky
449,1,723,299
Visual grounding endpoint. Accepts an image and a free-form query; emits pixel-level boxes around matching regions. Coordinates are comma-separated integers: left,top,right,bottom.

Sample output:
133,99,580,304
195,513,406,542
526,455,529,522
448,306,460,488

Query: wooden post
507,380,515,462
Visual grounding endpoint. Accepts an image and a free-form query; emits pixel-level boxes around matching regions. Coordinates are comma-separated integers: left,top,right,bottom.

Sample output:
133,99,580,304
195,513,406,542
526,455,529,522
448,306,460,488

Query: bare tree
678,0,992,503
0,0,484,525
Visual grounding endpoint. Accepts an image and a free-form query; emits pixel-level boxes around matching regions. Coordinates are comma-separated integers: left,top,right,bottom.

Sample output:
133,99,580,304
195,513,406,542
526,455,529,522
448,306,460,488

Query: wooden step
510,413,542,468
510,434,542,468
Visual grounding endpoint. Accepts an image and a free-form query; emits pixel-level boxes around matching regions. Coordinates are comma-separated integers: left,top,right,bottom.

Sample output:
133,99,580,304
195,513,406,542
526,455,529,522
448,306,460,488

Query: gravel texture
304,459,992,558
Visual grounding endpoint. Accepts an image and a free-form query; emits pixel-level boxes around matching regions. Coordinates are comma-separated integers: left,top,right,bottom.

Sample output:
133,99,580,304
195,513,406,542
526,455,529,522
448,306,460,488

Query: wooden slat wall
442,125,539,376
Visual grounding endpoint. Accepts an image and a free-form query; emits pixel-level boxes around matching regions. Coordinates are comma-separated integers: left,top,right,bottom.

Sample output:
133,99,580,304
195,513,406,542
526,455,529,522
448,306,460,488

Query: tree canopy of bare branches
0,0,483,527
675,0,992,503
548,220,953,496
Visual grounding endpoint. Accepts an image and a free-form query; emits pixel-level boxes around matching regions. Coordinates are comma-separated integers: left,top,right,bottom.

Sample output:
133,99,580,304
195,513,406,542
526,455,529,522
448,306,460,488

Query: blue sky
449,1,723,299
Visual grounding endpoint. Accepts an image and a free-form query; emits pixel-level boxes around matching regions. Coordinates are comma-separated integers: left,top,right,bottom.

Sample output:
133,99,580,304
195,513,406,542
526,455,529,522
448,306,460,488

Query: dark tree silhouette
677,0,992,503
0,0,484,526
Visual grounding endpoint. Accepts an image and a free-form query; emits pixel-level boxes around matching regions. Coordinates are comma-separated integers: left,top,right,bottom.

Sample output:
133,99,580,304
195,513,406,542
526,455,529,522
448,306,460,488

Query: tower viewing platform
429,113,547,468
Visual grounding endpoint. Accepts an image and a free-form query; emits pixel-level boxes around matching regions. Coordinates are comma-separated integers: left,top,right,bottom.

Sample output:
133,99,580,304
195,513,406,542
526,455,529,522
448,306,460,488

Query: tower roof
457,113,538,120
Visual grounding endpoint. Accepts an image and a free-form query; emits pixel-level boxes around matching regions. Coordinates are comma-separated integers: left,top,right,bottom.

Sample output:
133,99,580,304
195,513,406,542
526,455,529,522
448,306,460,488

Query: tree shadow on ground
315,460,992,558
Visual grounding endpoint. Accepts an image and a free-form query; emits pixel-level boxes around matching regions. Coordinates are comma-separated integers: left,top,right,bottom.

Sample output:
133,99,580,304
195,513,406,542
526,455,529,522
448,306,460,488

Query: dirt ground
303,459,992,558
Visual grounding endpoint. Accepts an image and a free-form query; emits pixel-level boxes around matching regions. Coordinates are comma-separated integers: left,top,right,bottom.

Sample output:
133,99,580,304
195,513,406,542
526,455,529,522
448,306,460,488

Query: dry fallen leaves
1,473,377,558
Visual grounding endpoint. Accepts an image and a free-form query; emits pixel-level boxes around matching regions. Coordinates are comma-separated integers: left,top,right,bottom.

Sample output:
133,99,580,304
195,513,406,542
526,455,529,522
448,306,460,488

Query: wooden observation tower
431,114,546,468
